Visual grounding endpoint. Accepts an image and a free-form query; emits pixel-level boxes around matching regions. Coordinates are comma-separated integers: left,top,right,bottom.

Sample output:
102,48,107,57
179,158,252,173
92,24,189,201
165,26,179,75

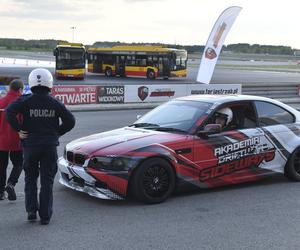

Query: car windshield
133,100,212,132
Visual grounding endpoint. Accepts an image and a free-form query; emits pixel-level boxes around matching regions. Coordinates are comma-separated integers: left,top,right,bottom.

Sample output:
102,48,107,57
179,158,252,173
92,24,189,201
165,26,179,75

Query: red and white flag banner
197,6,242,84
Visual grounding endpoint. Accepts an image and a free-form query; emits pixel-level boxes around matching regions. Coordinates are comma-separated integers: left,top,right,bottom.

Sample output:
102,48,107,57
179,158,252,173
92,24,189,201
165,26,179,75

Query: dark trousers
0,151,23,192
23,146,58,221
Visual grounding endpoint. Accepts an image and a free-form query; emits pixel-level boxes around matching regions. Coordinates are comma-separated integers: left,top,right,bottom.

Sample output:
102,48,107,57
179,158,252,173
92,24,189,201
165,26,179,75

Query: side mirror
136,114,142,120
53,49,57,56
197,124,222,138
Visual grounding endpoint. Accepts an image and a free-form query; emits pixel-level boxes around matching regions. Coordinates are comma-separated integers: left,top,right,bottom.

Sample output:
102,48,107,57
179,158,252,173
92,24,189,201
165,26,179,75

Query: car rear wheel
285,147,300,181
131,158,175,204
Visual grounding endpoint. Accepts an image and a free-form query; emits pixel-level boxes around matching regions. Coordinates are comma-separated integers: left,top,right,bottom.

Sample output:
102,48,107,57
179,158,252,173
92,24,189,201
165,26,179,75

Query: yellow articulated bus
53,42,86,79
87,46,187,80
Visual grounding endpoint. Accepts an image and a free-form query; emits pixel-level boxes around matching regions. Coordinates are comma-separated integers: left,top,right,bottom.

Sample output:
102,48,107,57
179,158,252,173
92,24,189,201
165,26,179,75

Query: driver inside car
214,107,233,131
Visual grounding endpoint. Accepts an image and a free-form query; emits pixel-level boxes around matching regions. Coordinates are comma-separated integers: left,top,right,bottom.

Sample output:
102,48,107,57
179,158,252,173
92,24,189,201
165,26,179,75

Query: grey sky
0,0,299,48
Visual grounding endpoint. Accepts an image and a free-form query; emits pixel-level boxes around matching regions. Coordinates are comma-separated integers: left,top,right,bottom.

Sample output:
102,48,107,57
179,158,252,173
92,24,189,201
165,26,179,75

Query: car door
193,101,273,188
253,100,299,173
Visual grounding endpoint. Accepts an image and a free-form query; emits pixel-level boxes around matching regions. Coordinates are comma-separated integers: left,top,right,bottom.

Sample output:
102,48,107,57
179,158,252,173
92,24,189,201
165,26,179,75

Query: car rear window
254,101,295,126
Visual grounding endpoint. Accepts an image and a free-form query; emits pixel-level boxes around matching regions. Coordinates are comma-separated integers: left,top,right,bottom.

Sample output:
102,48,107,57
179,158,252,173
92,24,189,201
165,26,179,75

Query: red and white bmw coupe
58,95,300,203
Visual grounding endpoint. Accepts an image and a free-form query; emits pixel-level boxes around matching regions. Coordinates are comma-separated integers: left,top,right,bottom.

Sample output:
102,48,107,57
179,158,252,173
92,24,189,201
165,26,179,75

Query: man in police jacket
6,68,75,225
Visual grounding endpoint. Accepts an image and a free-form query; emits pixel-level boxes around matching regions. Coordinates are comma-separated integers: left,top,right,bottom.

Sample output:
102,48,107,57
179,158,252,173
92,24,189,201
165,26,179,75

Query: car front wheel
131,158,175,204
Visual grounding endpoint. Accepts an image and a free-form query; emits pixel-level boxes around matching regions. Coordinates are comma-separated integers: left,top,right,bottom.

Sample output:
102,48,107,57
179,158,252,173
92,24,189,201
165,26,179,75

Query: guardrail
241,82,299,102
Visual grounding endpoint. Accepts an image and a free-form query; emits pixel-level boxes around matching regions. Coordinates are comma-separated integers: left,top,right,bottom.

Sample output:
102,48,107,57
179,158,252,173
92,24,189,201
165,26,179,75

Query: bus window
140,59,146,66
103,55,114,65
147,56,153,66
127,56,136,66
175,51,187,69
135,55,146,66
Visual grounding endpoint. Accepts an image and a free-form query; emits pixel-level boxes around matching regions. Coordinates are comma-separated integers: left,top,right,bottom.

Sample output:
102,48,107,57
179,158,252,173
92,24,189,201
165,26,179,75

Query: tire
146,70,155,80
285,147,300,181
105,67,113,77
131,158,175,204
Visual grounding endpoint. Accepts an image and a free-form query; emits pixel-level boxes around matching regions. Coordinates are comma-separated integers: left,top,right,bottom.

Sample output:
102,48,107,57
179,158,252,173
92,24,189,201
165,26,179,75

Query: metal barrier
241,82,300,109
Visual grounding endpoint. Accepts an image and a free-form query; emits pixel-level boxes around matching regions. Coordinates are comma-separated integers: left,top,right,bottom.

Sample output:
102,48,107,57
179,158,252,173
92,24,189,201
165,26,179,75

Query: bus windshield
174,51,187,70
56,48,85,70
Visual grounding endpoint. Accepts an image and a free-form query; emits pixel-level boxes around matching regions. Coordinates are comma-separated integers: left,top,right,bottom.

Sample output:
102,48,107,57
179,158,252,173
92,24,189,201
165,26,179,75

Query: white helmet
216,107,233,126
28,68,53,89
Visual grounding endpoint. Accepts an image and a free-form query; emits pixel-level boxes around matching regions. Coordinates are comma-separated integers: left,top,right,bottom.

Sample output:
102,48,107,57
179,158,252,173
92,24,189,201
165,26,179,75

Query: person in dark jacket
6,68,75,225
0,79,24,201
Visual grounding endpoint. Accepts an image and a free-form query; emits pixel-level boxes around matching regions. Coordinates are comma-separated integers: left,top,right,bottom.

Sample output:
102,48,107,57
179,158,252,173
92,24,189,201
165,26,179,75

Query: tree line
0,38,298,55
0,38,59,51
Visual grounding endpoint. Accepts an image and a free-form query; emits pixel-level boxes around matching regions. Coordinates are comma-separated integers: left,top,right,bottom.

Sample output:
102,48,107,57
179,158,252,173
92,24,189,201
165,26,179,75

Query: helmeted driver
214,107,233,130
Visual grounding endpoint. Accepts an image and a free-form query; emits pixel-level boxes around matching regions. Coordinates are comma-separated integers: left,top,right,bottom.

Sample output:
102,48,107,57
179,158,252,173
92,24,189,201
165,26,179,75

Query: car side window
204,102,257,131
240,104,257,128
228,103,257,130
254,101,295,126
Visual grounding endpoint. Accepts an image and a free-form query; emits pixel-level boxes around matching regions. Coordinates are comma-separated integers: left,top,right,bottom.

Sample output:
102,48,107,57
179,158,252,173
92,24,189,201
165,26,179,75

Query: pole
70,26,76,42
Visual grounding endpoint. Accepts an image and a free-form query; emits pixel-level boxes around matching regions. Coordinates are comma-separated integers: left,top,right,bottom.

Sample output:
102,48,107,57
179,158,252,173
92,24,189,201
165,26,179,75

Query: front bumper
58,157,124,200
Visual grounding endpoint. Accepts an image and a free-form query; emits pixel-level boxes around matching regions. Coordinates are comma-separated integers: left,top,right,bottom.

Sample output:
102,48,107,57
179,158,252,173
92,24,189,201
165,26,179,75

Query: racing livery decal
199,150,275,181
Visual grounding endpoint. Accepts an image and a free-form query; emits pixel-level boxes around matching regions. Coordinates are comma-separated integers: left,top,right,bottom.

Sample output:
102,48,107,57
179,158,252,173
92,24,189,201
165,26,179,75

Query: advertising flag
197,6,242,84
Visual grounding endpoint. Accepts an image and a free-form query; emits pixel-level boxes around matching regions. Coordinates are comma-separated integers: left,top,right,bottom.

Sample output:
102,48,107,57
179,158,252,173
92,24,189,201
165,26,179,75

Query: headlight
91,156,111,166
89,156,129,171
112,158,124,169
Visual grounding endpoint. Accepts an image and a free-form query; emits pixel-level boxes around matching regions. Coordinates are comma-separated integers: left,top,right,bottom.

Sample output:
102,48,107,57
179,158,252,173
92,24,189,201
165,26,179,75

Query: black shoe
0,191,4,200
40,219,50,225
5,184,16,201
27,212,37,221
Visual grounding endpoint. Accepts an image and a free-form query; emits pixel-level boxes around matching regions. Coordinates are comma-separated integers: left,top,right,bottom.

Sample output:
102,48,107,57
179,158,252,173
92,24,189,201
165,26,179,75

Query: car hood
66,127,187,156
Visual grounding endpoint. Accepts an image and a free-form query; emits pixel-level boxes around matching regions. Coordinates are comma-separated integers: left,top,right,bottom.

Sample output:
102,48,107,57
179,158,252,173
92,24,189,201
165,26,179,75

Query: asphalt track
1,63,300,85
1,110,300,250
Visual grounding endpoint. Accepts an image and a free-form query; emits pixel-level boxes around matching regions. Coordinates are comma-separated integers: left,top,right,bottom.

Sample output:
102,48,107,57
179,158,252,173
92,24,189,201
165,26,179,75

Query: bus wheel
147,70,155,80
163,77,169,80
105,67,113,77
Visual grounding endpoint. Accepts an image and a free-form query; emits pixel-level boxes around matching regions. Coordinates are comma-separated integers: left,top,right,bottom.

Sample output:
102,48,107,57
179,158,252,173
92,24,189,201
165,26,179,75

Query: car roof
176,94,274,104
175,94,300,121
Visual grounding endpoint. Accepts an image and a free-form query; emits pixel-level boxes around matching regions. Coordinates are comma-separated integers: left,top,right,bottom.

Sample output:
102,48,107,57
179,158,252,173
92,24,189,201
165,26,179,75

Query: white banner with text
125,84,241,103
